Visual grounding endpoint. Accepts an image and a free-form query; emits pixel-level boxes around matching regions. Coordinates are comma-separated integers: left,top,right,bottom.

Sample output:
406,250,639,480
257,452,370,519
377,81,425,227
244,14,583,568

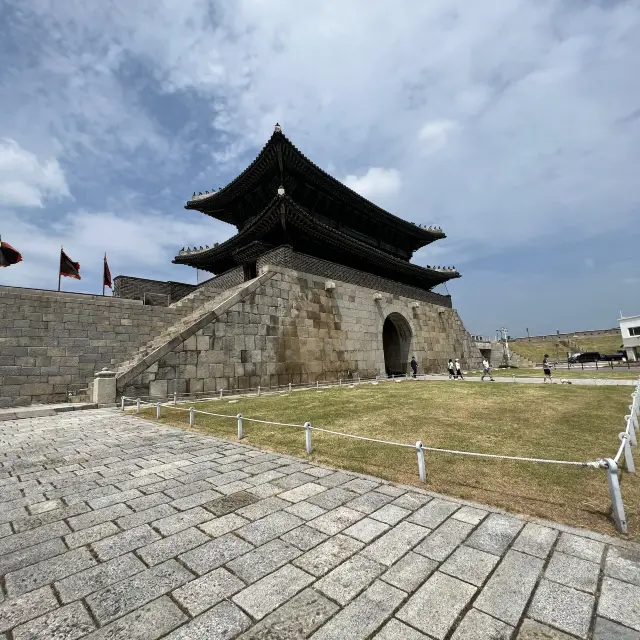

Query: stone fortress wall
1,249,480,407
122,264,480,398
0,287,183,408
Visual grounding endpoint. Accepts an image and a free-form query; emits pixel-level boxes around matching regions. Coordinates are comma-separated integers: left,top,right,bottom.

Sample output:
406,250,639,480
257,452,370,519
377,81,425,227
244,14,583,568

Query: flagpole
58,246,62,292
103,253,106,296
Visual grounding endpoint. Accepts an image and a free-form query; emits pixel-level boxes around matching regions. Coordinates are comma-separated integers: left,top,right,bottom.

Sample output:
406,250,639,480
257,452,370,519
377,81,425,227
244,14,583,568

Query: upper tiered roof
185,124,445,258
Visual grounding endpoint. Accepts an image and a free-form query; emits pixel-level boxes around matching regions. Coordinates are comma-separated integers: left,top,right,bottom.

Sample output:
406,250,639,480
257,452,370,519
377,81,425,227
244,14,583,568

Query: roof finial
274,123,282,133
277,185,285,196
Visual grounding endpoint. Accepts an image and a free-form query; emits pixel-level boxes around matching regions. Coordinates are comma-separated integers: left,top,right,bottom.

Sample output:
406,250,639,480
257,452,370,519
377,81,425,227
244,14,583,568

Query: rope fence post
257,386,261,397
156,403,161,419
136,398,140,414
416,441,426,482
237,413,243,440
305,422,312,455
121,396,125,411
189,407,195,426
605,458,627,533
619,433,635,473
173,392,177,405
289,383,292,392
220,389,223,399
316,381,319,389
627,414,637,447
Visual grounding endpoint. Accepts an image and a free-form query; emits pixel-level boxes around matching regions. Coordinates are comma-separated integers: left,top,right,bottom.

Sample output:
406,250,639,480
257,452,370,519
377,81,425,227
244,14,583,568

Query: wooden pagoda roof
185,124,444,250
174,192,460,289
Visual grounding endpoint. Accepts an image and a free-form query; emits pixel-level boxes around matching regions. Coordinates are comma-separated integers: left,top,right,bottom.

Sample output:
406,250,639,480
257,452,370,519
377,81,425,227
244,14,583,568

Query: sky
0,0,639,338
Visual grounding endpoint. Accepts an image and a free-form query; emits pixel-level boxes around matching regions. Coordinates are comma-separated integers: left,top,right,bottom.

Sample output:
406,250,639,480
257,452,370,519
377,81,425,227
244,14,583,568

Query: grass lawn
511,335,625,364
143,381,639,540
476,367,639,380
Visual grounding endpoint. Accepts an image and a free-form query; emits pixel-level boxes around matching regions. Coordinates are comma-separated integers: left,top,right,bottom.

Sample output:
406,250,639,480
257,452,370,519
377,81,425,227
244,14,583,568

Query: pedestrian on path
448,359,455,379
411,356,418,378
543,354,552,383
455,358,464,380
481,358,495,381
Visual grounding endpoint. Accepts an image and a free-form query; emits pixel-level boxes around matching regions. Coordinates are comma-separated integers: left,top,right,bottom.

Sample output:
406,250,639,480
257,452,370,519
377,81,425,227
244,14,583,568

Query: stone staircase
490,341,536,368
115,272,274,392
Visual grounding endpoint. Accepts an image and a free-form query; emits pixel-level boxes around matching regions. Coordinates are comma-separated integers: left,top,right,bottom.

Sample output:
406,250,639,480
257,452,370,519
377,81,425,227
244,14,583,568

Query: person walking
447,359,455,379
481,358,495,381
542,354,552,383
455,358,464,380
410,356,418,378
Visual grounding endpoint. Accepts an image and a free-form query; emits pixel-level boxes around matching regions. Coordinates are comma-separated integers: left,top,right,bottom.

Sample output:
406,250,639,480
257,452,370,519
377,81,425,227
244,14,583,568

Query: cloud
418,119,460,155
0,206,230,292
0,139,70,207
342,168,402,200
0,0,638,333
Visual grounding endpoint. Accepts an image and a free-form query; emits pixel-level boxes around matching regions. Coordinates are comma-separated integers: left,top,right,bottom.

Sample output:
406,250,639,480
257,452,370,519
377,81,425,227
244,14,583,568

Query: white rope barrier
121,375,640,533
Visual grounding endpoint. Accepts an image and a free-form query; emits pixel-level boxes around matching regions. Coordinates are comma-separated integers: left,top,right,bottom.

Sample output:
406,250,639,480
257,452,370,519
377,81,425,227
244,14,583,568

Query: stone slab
381,551,438,592
606,546,640,587
310,580,405,640
164,601,251,640
516,619,576,639
598,577,640,632
360,521,430,567
512,523,558,559
233,564,314,620
556,532,604,563
315,553,385,605
179,533,254,575
293,534,363,576
594,616,640,640
373,619,429,639
465,513,523,556
11,601,95,640
414,518,474,562
226,539,301,583
407,498,459,529
440,545,500,586
343,517,390,543
474,550,544,625
172,567,245,616
396,572,476,639
451,608,513,639
529,579,595,638
236,589,337,638
544,551,599,593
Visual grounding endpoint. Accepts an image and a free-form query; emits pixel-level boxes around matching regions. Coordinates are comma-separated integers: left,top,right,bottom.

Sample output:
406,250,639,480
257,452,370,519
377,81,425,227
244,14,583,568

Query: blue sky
0,0,638,337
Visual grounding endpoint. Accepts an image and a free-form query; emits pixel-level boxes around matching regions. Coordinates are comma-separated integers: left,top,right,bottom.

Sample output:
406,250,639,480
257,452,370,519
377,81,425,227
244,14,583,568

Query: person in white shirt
481,358,495,381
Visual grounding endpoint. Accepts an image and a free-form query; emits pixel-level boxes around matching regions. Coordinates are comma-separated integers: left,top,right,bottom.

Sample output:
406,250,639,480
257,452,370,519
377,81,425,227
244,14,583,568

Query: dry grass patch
144,381,639,540
484,368,638,380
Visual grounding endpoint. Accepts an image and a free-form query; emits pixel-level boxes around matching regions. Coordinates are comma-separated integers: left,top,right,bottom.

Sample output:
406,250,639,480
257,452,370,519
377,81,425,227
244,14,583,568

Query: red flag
103,254,112,289
60,248,81,280
0,237,22,267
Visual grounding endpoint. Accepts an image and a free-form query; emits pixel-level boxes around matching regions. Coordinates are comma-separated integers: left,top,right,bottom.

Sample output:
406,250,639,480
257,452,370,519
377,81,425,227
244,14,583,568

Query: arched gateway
383,312,412,376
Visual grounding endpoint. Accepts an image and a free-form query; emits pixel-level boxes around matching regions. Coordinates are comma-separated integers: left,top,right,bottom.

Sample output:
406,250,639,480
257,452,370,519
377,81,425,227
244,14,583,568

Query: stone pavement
1,410,639,640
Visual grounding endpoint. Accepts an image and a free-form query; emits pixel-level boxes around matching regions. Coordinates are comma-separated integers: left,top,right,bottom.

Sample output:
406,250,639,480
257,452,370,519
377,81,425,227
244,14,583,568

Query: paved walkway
0,410,639,640
424,374,638,386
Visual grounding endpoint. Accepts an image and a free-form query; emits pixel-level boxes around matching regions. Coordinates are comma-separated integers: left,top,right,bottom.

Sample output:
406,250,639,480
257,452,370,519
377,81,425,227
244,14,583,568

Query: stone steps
115,272,274,392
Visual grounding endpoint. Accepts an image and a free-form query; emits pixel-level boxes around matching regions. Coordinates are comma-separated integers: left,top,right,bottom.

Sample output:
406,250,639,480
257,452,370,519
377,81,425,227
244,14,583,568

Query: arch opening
383,312,412,377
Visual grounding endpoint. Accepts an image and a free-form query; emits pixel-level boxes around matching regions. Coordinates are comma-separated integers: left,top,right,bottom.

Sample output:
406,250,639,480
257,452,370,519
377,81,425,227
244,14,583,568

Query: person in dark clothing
447,359,455,379
455,358,464,380
410,356,418,378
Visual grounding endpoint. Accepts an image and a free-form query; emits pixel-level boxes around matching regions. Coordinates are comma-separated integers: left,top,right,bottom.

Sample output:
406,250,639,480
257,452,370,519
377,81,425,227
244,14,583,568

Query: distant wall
0,285,183,407
511,328,620,342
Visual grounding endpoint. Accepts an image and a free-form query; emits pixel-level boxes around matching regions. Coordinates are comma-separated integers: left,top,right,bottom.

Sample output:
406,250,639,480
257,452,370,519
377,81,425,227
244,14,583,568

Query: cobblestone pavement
1,410,639,640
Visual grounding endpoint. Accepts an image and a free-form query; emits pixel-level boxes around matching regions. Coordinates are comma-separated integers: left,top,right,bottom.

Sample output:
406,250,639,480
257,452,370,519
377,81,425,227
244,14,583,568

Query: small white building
619,314,640,361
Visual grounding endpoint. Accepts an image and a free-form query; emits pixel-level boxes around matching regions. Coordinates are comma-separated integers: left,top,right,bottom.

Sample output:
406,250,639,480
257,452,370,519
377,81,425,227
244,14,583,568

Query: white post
173,392,177,405
305,422,312,455
257,386,261,397
136,398,140,414
620,432,635,473
237,413,243,440
605,459,627,533
416,441,426,482
339,378,342,387
289,382,292,392
316,380,319,389
219,389,223,399
189,407,195,426
627,414,637,447
121,396,125,411
156,403,161,419
357,373,360,383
